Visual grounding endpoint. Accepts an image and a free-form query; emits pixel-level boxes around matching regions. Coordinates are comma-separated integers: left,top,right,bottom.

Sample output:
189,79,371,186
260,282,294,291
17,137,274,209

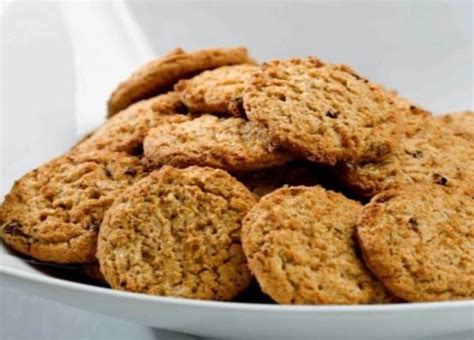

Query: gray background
1,1,473,339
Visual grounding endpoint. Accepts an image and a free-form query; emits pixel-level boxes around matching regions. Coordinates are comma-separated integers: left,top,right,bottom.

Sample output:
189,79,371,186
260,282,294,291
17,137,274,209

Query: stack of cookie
1,47,472,304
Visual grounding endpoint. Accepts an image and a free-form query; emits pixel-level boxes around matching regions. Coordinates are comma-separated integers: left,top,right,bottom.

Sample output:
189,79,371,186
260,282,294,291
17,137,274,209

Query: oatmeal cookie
97,166,256,300
0,151,145,263
108,47,254,116
175,64,258,116
338,107,474,197
243,57,403,165
242,185,394,304
144,114,294,172
357,184,474,301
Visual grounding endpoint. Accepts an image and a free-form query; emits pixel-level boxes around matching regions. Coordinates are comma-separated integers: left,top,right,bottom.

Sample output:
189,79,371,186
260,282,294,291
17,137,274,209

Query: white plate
1,1,473,339
1,250,473,339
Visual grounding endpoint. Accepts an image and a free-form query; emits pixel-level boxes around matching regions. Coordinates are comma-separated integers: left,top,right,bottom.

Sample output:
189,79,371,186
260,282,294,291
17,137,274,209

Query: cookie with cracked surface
242,185,394,304
74,92,191,155
175,64,258,116
97,166,256,300
108,47,254,117
143,114,294,172
243,57,403,165
338,106,474,197
357,184,474,301
0,151,145,264
438,110,473,140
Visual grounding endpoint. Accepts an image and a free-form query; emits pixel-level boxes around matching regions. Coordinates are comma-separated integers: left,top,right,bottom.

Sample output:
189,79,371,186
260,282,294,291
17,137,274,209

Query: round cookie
0,151,145,264
74,92,191,155
438,110,473,140
243,57,403,165
97,166,256,300
143,114,294,172
242,185,394,304
357,184,474,301
175,64,258,116
338,106,474,198
108,47,254,117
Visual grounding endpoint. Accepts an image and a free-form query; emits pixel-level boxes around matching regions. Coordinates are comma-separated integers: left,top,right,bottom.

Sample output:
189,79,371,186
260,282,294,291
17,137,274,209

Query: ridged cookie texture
143,114,294,172
338,106,474,197
175,64,258,116
108,47,254,116
438,110,473,140
357,185,474,301
0,151,145,264
243,57,403,165
97,166,256,300
242,185,394,304
74,92,190,155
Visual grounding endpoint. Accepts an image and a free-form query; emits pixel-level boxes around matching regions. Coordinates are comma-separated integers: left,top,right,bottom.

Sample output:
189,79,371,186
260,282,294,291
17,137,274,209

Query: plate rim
2,264,474,313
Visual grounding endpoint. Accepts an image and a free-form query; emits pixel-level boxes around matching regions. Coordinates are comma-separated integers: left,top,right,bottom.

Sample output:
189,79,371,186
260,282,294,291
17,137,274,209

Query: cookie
108,47,254,116
175,64,258,116
97,166,256,300
242,185,394,304
438,110,473,140
243,57,403,165
143,114,294,172
0,151,145,263
338,106,474,197
357,184,474,301
74,92,191,155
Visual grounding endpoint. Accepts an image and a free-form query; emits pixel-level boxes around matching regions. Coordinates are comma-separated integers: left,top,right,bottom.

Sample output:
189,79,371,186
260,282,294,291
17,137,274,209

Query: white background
0,1,473,339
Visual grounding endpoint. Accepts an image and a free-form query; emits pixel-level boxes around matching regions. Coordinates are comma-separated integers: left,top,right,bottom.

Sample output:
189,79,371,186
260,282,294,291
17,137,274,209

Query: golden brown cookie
74,92,190,155
143,114,294,172
357,184,474,302
0,151,145,264
338,106,474,197
108,47,254,116
242,185,394,304
175,64,258,116
97,166,256,300
438,110,473,140
243,57,403,165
